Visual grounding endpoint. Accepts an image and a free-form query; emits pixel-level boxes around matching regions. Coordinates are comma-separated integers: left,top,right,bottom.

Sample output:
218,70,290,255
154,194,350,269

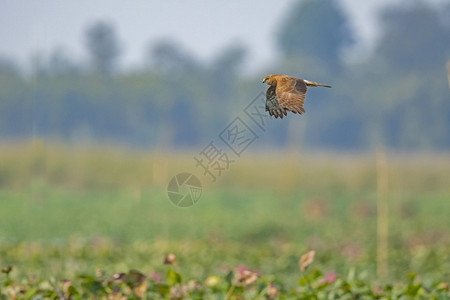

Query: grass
0,141,449,298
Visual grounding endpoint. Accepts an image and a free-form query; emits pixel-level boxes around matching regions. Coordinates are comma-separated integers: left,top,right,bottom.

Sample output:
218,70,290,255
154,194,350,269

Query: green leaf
76,274,97,281
225,271,234,285
155,283,170,295
80,278,106,296
310,269,323,280
2,279,13,287
125,269,146,288
167,269,182,286
23,287,38,298
406,272,416,283
404,284,422,296
67,285,79,296
298,276,310,287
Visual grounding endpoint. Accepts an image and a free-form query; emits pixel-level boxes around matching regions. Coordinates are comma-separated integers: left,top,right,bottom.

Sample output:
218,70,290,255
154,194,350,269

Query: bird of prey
262,74,331,118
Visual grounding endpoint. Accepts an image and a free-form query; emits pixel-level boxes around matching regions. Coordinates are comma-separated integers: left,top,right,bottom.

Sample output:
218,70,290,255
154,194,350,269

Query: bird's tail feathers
304,80,332,88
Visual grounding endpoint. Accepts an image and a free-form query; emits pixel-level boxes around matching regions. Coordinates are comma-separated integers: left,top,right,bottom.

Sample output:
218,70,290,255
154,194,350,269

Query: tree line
0,0,449,150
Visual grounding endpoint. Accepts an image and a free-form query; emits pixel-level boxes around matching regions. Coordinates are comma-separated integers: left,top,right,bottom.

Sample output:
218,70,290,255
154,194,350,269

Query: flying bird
262,74,331,118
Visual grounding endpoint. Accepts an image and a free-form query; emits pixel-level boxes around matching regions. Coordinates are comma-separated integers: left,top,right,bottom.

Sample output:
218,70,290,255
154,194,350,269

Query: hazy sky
0,0,446,73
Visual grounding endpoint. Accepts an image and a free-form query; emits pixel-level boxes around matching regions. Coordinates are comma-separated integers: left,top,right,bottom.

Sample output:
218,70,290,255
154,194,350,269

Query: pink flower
235,265,260,286
373,286,384,295
323,271,337,284
149,271,163,283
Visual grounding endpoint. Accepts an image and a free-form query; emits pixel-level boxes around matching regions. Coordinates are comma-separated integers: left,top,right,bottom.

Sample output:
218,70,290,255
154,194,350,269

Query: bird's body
262,74,331,118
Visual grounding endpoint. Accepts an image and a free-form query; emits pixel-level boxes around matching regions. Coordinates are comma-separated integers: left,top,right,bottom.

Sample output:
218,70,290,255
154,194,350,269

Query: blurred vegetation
1,249,449,299
0,0,449,150
0,142,449,283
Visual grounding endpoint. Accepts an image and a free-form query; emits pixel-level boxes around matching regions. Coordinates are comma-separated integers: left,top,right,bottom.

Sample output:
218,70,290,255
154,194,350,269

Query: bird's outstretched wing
265,85,287,119
277,77,308,114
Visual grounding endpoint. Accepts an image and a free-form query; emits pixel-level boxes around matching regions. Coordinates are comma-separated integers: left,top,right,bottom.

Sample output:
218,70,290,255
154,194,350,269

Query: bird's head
262,75,276,86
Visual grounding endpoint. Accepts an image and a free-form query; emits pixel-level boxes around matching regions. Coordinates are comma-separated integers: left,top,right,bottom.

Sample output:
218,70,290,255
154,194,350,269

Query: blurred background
0,0,449,289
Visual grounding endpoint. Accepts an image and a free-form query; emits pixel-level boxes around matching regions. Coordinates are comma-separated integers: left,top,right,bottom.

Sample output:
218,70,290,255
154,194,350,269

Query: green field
0,143,449,298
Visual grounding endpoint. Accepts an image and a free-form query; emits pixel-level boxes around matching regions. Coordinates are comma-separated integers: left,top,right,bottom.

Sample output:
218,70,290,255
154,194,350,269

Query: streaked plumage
262,74,331,119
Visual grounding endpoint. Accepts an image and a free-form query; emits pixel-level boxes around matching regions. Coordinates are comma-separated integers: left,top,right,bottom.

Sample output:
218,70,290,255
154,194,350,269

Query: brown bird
262,74,331,119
